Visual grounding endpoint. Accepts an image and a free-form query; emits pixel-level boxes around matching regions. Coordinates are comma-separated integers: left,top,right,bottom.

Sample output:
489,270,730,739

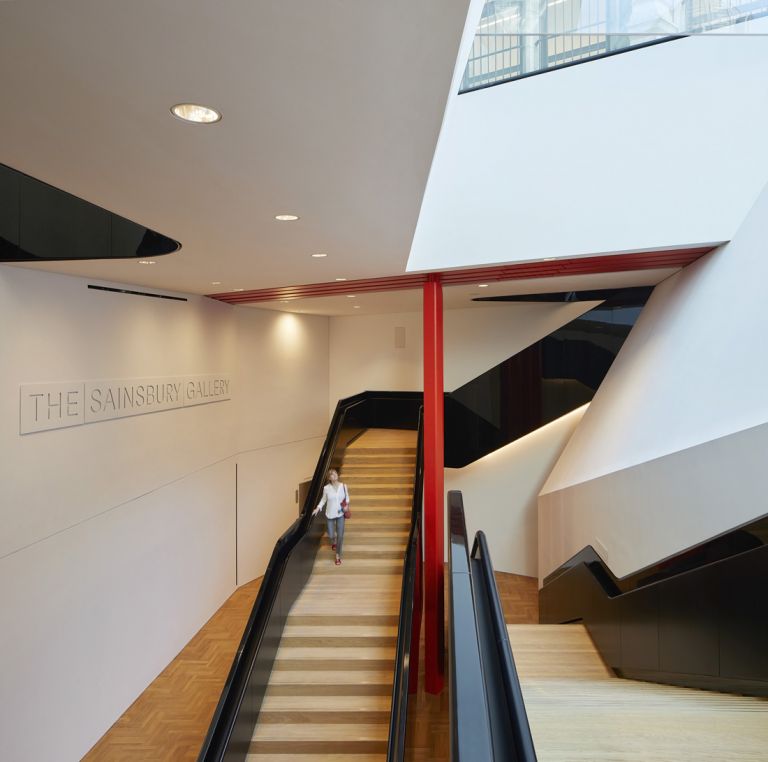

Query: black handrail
386,406,424,761
199,391,422,761
472,532,537,762
448,490,493,761
448,490,537,761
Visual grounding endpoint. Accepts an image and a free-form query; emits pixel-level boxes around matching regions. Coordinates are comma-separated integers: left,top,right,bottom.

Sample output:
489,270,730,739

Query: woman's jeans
326,515,345,556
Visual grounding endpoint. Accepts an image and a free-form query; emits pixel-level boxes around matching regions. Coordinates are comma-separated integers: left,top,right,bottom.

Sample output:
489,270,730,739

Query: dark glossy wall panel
718,550,768,682
0,164,20,255
445,293,648,467
618,586,659,672
541,542,768,696
657,568,719,677
0,162,180,262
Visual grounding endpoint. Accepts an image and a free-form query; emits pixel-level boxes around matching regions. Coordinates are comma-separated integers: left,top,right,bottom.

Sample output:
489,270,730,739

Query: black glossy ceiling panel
0,162,180,262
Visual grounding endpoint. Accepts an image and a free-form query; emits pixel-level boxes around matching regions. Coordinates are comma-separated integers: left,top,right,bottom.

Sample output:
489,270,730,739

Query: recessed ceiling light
353,305,361,309
138,260,156,265
335,277,347,281
346,294,356,298
478,283,489,288
311,253,327,258
232,288,245,292
275,214,300,222
211,281,222,286
170,103,222,124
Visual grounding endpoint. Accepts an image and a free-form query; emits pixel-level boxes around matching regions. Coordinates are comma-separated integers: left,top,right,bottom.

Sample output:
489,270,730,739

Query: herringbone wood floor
83,545,537,760
83,577,263,762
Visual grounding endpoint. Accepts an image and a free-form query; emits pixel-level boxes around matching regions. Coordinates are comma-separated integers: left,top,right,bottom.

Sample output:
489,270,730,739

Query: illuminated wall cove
20,375,232,434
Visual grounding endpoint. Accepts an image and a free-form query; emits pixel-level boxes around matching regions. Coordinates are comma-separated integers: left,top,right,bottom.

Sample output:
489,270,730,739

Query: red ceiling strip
208,246,716,304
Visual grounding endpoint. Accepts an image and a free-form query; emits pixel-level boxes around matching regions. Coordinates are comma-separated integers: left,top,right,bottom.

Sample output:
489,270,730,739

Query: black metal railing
387,406,424,761
472,532,537,762
199,391,422,761
448,490,536,762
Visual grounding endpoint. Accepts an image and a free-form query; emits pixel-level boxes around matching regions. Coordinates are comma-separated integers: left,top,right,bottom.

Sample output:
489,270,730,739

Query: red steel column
423,273,445,694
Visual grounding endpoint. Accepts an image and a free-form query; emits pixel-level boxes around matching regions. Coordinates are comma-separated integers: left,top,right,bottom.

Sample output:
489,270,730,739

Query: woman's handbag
340,484,350,519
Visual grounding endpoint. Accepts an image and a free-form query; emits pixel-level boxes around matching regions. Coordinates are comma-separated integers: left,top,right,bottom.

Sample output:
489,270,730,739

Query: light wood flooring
83,577,263,762
248,428,418,760
508,624,768,762
82,551,536,760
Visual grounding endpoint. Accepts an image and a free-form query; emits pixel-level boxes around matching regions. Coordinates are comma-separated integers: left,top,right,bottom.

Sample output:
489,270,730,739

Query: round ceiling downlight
275,214,300,222
170,103,222,124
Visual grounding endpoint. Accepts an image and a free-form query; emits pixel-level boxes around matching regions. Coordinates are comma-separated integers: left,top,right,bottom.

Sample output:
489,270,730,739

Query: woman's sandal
332,543,337,551
335,557,342,566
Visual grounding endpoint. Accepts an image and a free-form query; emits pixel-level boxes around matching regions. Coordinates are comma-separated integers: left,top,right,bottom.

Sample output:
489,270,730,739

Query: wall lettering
20,374,231,434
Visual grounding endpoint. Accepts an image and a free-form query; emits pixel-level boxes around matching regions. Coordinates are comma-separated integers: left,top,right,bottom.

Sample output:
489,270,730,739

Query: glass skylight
461,0,768,92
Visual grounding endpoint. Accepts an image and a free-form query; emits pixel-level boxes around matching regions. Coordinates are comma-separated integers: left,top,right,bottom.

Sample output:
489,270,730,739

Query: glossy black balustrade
444,287,650,467
0,162,180,262
387,406,424,762
198,391,422,762
541,513,768,697
448,490,536,762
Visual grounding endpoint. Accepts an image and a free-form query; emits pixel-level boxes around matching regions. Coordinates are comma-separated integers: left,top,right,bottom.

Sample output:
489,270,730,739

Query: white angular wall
410,21,768,272
539,180,768,583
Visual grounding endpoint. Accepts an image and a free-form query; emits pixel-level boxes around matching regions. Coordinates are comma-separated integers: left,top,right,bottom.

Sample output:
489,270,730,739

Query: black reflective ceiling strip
472,286,653,307
0,162,180,262
87,285,187,302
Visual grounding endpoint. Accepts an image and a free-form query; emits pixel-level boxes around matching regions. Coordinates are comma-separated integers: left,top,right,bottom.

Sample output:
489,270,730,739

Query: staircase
507,624,768,761
248,428,417,759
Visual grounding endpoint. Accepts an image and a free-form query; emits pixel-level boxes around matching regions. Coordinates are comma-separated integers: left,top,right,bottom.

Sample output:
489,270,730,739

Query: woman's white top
317,482,349,519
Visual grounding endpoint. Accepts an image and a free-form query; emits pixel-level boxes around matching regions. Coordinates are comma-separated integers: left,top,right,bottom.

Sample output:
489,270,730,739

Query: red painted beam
207,246,717,304
423,274,445,695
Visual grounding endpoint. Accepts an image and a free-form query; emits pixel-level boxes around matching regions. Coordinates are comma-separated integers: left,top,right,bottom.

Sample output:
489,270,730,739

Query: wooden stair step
257,710,390,724
247,753,385,762
319,535,405,545
316,549,404,559
340,465,414,471
312,564,403,575
251,723,388,741
345,446,416,454
261,694,392,711
280,636,397,647
351,490,413,497
282,625,398,637
264,683,393,696
249,740,387,756
343,454,415,461
273,659,394,671
267,670,394,685
345,474,413,484
286,614,399,626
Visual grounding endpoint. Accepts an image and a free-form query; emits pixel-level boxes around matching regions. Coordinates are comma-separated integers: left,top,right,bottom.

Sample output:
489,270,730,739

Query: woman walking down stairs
248,428,417,759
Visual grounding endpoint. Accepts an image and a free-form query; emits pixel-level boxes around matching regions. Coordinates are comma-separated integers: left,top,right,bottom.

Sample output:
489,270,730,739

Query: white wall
409,24,768,272
233,308,329,584
0,266,328,762
538,179,768,582
329,301,595,408
446,405,587,576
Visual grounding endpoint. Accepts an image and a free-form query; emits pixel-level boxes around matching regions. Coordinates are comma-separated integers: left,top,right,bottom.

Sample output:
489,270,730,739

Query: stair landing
508,624,768,761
